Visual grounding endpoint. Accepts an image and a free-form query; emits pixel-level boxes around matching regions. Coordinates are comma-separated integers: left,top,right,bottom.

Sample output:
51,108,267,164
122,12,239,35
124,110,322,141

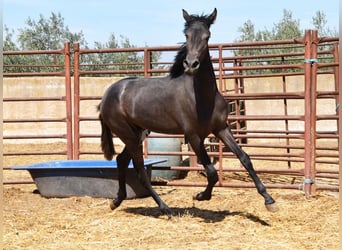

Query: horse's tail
98,104,115,160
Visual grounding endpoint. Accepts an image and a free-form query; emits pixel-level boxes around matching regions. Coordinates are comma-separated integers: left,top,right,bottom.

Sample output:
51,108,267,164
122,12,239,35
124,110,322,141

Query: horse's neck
193,50,217,123
194,50,217,98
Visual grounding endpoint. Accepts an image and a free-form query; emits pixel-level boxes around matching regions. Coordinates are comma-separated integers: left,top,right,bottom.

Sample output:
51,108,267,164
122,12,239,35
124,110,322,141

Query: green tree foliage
235,9,337,75
17,12,87,50
271,9,302,40
3,12,87,73
312,10,338,37
3,26,18,51
236,9,336,43
83,33,145,75
79,33,161,76
237,20,256,41
3,12,160,74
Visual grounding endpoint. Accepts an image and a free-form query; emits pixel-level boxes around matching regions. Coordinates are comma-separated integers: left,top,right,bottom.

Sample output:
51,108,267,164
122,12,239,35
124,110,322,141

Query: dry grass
3,142,339,249
4,184,339,249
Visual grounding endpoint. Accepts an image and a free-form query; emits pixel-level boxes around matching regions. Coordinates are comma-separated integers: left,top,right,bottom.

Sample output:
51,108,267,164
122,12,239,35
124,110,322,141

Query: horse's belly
133,112,182,134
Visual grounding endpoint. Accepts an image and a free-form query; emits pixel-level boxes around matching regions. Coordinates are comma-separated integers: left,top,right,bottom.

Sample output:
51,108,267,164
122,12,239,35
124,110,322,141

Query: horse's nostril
183,60,190,72
192,60,200,69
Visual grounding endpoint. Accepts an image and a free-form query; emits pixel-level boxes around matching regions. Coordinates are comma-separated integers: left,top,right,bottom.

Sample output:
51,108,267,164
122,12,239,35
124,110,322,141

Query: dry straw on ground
4,181,339,249
3,143,339,249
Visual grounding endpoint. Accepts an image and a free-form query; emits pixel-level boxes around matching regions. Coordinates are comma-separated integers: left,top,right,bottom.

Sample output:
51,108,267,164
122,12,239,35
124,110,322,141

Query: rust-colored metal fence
3,42,73,184
3,31,339,195
73,30,339,195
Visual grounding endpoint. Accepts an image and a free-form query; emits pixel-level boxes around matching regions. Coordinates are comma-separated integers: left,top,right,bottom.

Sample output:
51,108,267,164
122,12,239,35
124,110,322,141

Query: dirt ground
3,184,339,249
3,143,340,249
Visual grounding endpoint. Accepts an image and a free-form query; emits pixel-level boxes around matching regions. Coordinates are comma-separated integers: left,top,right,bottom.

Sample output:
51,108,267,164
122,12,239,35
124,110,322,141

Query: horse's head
182,8,217,74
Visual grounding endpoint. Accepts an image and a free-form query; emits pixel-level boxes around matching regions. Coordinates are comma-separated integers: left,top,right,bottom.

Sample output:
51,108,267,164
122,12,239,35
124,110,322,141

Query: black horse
98,8,277,217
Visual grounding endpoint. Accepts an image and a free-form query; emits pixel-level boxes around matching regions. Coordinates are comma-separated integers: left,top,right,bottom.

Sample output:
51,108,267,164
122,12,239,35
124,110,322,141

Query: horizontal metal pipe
3,49,64,55
4,118,66,123
163,181,339,191
4,97,66,102
4,71,66,77
3,179,338,192
3,151,67,156
3,180,35,185
4,134,67,140
223,92,305,100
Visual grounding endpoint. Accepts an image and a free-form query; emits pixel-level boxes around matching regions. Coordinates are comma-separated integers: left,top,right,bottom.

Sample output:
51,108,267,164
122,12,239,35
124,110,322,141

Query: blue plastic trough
12,159,167,199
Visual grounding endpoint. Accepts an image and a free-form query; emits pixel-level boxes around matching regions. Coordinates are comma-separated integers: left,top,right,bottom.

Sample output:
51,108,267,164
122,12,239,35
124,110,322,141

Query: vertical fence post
303,30,317,197
333,43,340,133
73,43,80,159
281,55,291,169
144,48,151,77
309,30,318,195
143,48,150,158
303,30,312,197
218,44,223,92
64,42,73,160
217,44,224,185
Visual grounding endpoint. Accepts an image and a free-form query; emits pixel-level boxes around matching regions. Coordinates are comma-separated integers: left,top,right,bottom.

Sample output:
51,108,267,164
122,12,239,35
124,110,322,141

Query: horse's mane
169,13,213,79
170,44,187,79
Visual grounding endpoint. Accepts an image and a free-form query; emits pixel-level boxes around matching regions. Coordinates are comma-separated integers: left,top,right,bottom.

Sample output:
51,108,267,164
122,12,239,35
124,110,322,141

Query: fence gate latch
304,58,318,64
304,178,315,184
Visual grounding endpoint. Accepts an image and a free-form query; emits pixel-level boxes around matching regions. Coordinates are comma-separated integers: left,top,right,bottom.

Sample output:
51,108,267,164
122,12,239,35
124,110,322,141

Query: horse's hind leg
110,147,131,210
215,127,278,212
128,143,172,218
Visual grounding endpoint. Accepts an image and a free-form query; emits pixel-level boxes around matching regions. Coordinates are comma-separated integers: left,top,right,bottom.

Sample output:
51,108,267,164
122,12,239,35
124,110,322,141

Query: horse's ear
209,8,217,24
182,9,191,22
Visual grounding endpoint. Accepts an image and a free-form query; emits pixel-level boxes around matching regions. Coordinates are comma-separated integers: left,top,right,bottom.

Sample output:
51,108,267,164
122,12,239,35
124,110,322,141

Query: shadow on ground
123,206,270,226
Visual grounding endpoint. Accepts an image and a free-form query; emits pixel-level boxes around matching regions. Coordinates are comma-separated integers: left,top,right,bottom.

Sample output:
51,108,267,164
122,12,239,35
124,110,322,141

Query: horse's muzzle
183,58,200,74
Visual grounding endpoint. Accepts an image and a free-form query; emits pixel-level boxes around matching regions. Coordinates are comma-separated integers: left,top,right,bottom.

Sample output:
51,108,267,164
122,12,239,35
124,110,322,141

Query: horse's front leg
195,162,218,201
215,127,278,212
188,136,218,201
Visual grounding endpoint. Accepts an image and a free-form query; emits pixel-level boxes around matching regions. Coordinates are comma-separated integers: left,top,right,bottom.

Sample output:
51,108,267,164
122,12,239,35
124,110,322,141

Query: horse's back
101,77,135,102
99,76,190,134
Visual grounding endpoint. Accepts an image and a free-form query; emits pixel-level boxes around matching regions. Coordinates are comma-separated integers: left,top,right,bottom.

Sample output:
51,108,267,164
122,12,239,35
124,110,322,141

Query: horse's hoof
109,200,117,210
164,209,172,219
160,205,172,219
265,202,278,212
193,192,211,201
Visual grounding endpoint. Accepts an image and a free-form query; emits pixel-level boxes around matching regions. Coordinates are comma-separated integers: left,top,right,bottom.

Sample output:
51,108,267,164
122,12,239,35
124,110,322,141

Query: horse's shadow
123,206,270,226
